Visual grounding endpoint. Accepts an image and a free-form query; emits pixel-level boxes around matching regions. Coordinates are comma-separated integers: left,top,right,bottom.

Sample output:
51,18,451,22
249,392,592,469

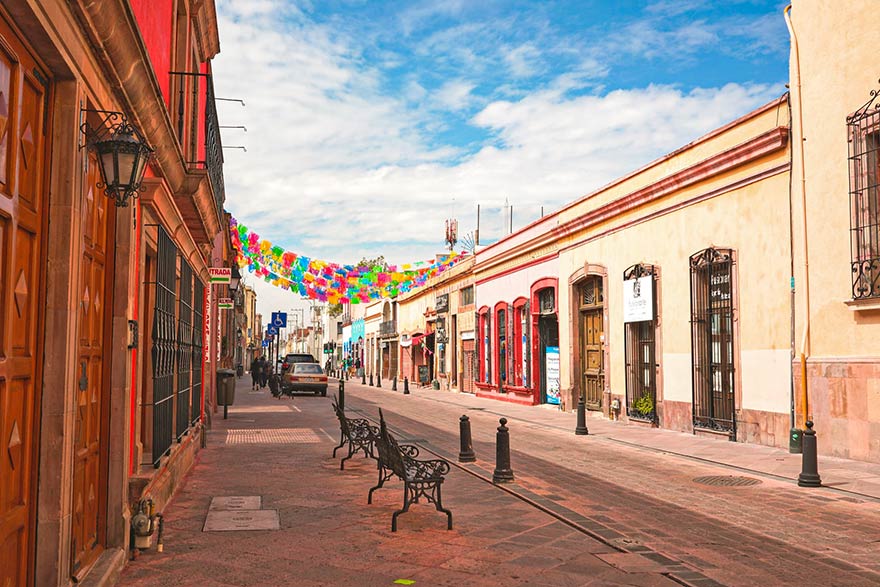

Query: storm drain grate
225,428,322,444
693,475,762,487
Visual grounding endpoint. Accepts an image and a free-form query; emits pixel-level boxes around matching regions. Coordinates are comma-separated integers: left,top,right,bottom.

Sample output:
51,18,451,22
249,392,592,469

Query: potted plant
633,393,654,418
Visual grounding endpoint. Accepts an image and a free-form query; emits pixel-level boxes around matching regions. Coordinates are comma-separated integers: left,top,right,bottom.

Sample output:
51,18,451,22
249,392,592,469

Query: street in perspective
1,1,880,587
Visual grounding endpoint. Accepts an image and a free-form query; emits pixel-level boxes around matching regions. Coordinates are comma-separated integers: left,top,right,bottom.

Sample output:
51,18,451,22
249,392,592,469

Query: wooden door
578,276,604,409
581,309,604,407
461,340,475,393
0,11,49,587
70,150,114,577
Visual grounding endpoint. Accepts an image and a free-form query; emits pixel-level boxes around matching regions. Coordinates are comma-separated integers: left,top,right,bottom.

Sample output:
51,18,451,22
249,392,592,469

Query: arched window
496,304,508,386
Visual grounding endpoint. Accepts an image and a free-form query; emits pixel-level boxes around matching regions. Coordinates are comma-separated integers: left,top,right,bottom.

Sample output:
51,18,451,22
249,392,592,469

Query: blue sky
212,0,789,316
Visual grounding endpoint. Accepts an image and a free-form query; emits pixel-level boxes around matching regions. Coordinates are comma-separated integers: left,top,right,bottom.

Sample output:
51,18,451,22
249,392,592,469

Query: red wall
130,0,174,107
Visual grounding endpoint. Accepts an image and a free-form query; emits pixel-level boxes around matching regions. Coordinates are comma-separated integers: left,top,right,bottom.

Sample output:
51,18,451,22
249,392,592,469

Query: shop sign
218,298,233,310
209,267,231,284
435,293,449,313
545,346,560,405
623,276,653,323
204,287,211,362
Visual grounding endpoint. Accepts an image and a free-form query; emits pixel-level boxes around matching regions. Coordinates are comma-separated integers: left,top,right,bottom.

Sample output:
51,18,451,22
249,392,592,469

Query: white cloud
433,79,478,111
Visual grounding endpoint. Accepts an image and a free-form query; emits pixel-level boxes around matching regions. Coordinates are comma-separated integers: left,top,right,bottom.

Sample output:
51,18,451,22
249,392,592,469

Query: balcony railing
169,71,226,220
205,77,226,219
380,320,397,336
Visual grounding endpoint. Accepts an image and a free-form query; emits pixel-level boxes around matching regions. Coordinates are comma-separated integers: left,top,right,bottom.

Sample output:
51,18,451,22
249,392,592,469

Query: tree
358,255,387,270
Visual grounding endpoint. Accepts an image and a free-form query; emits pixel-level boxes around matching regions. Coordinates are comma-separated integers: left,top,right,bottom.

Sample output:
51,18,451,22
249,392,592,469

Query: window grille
497,308,507,384
848,87,880,299
623,264,657,423
538,288,555,314
176,260,193,440
689,248,736,436
152,226,177,466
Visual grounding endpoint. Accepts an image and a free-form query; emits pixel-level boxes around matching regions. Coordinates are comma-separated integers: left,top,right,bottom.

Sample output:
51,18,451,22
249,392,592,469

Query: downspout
784,4,811,427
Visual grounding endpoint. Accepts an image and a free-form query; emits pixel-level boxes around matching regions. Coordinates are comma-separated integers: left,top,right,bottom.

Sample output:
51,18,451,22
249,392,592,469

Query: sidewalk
402,383,880,501
118,376,696,587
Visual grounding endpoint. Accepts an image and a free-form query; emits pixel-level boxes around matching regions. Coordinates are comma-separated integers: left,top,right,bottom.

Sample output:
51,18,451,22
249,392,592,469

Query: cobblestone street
118,377,880,587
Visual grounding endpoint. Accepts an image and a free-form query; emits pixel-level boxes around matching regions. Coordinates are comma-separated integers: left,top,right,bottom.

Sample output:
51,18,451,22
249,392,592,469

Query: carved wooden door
579,276,604,409
70,149,114,577
0,11,49,587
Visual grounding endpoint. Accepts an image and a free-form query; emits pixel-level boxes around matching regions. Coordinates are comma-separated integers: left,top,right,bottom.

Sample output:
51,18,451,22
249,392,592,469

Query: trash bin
236,365,244,377
432,379,440,390
789,427,803,454
217,369,236,406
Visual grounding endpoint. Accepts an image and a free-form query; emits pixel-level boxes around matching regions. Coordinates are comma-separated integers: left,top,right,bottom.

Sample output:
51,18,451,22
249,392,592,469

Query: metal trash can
789,427,803,454
236,365,244,377
217,369,236,406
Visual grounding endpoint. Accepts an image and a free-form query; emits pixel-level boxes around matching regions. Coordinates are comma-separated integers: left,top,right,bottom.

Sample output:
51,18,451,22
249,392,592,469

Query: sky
211,0,790,320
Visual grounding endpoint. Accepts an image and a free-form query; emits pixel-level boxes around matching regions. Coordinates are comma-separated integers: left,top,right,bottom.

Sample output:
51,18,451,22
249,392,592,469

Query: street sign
271,312,287,328
267,325,278,335
262,340,269,348
217,298,233,309
209,267,231,284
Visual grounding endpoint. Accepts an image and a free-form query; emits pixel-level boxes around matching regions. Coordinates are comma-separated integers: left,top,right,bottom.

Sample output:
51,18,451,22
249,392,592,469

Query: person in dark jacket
250,355,261,390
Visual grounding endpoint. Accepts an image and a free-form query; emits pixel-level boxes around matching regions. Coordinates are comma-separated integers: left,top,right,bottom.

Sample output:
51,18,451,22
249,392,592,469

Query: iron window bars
623,264,657,423
152,226,177,466
689,248,736,437
848,82,880,300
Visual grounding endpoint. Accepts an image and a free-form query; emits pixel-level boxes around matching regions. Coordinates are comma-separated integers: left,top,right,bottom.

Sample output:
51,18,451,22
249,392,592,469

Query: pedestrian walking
250,355,260,390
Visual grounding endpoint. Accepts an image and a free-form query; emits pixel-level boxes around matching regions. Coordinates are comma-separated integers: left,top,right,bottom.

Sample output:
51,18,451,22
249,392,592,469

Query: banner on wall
545,346,560,405
623,276,653,323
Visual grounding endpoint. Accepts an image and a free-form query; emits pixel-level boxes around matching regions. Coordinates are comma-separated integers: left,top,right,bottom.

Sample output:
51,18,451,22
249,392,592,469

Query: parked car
280,353,316,373
282,362,328,396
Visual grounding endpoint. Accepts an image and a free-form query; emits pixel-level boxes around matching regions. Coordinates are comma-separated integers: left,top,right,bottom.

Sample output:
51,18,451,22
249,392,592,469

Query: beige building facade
787,1,880,461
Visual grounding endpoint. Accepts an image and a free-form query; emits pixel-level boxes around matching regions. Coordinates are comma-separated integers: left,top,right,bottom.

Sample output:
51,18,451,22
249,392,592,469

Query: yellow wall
789,0,880,358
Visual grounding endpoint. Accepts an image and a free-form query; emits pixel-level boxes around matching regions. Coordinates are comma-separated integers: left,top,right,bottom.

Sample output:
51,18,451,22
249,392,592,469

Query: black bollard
797,421,822,487
458,415,476,463
575,393,589,435
362,371,367,385
392,377,397,391
403,377,410,395
492,418,515,483
369,373,374,386
338,378,345,411
377,372,382,388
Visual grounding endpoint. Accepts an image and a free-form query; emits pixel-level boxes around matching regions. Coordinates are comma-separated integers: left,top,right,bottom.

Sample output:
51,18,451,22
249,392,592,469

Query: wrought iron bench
331,396,378,470
371,409,452,532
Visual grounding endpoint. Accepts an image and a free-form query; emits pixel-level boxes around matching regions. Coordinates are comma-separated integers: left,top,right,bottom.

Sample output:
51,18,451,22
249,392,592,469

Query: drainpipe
784,4,811,428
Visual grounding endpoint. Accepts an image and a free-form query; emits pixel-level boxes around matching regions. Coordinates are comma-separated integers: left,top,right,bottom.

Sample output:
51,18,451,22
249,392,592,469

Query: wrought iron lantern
229,265,242,293
81,110,153,207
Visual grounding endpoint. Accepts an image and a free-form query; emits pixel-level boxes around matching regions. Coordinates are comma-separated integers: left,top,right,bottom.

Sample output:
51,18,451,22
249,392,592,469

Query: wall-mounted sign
217,298,233,310
623,276,653,323
204,287,211,362
545,346,560,405
435,293,449,313
209,267,231,284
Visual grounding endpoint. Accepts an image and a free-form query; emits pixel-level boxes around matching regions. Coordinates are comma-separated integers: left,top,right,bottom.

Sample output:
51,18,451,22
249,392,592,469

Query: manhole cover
693,475,762,487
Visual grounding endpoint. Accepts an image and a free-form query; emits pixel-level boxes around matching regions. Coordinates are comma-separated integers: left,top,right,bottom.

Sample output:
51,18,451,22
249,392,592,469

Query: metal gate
192,279,204,425
690,248,736,436
624,264,657,423
176,260,193,440
152,226,177,466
